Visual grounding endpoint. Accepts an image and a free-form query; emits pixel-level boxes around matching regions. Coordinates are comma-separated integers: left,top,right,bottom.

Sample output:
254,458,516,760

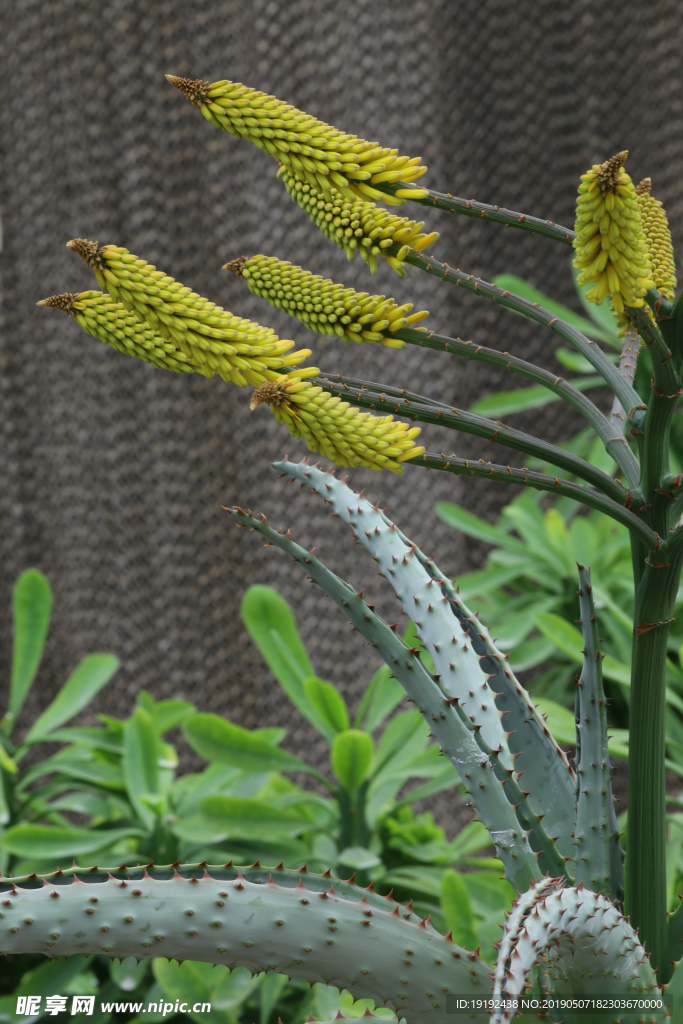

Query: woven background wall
1,1,681,817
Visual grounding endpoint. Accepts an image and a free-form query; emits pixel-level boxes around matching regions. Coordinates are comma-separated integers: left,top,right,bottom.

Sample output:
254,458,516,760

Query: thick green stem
397,327,641,489
377,182,575,246
399,450,657,545
393,245,646,429
316,373,627,500
626,550,682,983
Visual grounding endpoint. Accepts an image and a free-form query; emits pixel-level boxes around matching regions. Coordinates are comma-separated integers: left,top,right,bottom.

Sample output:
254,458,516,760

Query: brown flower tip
37,293,75,315
596,151,629,193
66,238,101,268
223,256,248,276
250,381,288,410
165,75,209,106
636,177,652,196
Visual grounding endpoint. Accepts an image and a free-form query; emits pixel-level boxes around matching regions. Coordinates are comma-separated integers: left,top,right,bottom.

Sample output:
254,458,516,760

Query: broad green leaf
43,725,122,754
0,776,8,825
358,665,406,734
535,613,683,715
373,710,427,776
153,698,197,732
441,869,479,951
338,845,382,870
1,823,143,859
0,743,17,774
434,502,523,549
470,377,601,417
10,954,88,998
241,585,314,713
492,272,617,343
16,749,126,792
554,346,598,373
25,653,119,743
123,708,163,829
183,713,321,778
331,730,373,792
259,973,288,1024
176,795,314,843
532,698,576,747
7,570,52,733
303,676,349,739
154,960,258,1024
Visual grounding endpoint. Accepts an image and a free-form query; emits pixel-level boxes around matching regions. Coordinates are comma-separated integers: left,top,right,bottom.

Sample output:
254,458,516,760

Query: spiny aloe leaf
491,878,666,1024
228,502,543,892
0,864,491,1024
274,462,514,768
397,534,577,870
574,565,624,900
267,461,570,882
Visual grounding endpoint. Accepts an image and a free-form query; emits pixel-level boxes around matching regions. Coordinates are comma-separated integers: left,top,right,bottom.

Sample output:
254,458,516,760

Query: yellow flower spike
66,239,310,388
573,151,654,319
635,178,677,301
225,254,428,347
37,291,199,376
249,371,424,473
166,75,426,206
277,166,438,276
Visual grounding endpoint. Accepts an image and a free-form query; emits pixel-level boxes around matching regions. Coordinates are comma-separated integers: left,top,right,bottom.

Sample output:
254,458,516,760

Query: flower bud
277,166,438,275
166,75,426,206
66,240,310,388
635,178,677,301
573,151,654,316
226,254,428,347
37,291,197,375
250,370,424,472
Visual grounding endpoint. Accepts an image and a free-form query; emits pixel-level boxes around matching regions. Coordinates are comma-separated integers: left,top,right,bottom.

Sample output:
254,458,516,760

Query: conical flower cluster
277,166,438,276
249,370,424,473
225,254,428,348
166,75,427,207
66,240,310,388
635,178,677,301
573,151,654,315
37,291,198,375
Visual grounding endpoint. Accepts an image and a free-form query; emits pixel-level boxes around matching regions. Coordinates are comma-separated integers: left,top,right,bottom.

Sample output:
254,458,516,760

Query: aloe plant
16,73,683,1020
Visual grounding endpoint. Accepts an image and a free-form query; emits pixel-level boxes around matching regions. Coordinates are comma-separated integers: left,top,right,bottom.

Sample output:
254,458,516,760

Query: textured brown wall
1,1,681,803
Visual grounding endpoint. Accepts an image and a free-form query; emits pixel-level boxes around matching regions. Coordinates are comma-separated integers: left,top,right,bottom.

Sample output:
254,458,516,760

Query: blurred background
1,0,681,809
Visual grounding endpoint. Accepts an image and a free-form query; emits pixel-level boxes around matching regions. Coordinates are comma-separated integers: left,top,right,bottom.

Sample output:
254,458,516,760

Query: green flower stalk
636,177,677,300
277,166,439,275
249,371,424,472
66,240,310,388
225,254,428,348
166,75,428,207
573,150,654,316
37,291,198,376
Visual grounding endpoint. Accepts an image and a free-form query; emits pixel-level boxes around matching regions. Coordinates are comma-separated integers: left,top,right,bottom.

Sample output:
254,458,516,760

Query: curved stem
377,182,575,246
318,374,629,503
392,245,646,428
402,451,657,546
396,326,641,489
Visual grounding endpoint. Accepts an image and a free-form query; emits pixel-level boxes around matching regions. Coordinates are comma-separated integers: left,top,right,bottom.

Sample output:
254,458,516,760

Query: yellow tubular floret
37,291,199,375
66,239,310,388
166,75,426,206
277,166,438,276
635,178,677,301
225,254,428,347
573,151,654,319
249,371,424,473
